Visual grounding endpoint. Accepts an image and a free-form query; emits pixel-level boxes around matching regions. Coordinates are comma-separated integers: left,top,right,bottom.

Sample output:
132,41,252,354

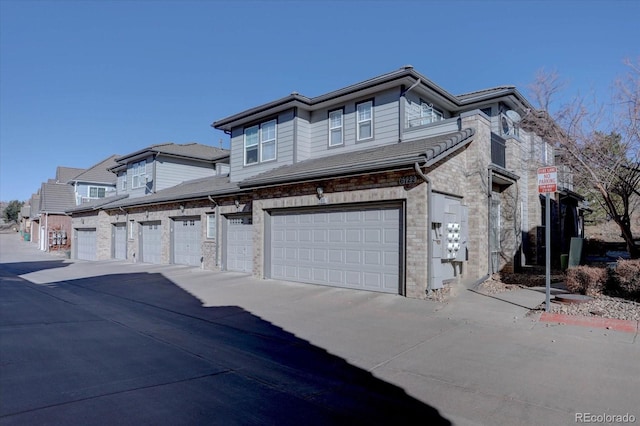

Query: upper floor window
420,102,443,125
244,120,277,165
121,172,127,190
328,109,343,147
356,101,373,141
131,160,146,188
89,187,106,198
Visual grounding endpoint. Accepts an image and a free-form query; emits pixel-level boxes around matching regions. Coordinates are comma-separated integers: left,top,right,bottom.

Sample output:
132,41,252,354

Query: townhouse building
61,66,584,300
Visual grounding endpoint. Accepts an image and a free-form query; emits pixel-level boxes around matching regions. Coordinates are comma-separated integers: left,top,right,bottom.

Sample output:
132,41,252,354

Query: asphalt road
0,235,449,425
1,232,639,425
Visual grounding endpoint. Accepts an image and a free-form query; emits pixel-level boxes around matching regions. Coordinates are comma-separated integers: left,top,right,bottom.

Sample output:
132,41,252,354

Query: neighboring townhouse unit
211,65,585,299
33,180,76,252
68,143,232,266
108,143,230,198
68,155,119,205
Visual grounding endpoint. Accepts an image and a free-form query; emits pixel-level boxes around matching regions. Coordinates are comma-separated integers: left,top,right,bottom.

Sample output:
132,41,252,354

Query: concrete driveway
1,233,638,425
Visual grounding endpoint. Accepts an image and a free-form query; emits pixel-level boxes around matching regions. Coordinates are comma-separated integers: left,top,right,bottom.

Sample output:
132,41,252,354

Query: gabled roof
28,194,40,218
112,143,229,167
239,129,475,188
70,155,119,185
56,166,85,184
39,182,76,214
95,175,241,210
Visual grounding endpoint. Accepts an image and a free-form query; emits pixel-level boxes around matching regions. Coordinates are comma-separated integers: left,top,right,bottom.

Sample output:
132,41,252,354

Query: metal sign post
537,166,557,312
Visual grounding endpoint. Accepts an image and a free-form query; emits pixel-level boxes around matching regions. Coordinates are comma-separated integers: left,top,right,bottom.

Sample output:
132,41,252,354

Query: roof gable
113,143,229,166
56,166,85,183
71,155,119,184
39,182,76,213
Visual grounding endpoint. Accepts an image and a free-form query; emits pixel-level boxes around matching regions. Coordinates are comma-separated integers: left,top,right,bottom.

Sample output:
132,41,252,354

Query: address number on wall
399,175,418,185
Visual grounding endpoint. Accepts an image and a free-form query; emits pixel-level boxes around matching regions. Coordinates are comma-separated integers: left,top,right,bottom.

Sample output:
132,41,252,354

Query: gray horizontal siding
155,158,216,191
308,88,400,159
229,109,295,183
296,109,311,162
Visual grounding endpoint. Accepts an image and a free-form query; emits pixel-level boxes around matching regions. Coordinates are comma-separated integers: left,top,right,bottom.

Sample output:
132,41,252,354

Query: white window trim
356,100,373,141
206,213,216,239
244,120,277,166
328,109,343,147
128,219,135,240
121,172,127,191
88,186,106,199
260,120,277,162
131,160,146,189
244,125,259,165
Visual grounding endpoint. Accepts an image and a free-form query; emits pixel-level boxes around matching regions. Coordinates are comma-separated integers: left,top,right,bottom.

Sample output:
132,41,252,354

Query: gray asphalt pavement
1,232,638,425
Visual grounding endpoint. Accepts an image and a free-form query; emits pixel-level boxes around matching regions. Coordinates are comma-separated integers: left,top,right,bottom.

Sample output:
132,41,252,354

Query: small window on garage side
206,213,216,239
129,219,135,240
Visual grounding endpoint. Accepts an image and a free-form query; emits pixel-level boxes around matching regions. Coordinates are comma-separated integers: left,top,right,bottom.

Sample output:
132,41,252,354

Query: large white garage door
113,223,127,260
141,221,162,264
270,206,401,294
76,229,97,261
173,217,202,266
225,216,253,273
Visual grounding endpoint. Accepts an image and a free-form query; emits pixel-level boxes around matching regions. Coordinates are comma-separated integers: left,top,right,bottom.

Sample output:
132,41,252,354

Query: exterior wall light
316,187,324,199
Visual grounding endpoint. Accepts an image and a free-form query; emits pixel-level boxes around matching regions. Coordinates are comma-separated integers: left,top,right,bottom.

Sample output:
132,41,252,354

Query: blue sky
1,0,638,202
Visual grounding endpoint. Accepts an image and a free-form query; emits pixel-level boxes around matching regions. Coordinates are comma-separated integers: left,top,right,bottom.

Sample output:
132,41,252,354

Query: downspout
414,162,433,295
487,168,493,276
45,212,49,252
399,79,422,143
208,195,219,268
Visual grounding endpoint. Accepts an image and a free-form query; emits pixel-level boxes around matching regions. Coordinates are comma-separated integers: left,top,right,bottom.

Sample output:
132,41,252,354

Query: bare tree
523,59,640,259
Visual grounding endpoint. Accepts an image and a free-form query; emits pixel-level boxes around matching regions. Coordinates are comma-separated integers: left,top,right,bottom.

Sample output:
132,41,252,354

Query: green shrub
606,259,640,302
565,266,607,296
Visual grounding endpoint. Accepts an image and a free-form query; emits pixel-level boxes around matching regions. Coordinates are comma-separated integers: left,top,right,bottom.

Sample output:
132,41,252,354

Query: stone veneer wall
72,200,219,269
242,171,429,299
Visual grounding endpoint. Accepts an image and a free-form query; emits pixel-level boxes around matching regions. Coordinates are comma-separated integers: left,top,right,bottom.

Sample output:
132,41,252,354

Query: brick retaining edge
539,312,639,334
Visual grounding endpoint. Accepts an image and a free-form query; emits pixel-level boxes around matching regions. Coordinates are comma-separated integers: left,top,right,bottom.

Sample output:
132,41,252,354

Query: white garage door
76,229,97,261
270,206,401,294
225,216,253,273
141,221,162,264
173,217,202,266
113,223,127,260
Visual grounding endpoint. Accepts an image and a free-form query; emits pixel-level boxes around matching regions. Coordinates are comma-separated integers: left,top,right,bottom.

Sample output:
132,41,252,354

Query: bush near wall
606,259,640,302
565,266,608,296
565,259,640,301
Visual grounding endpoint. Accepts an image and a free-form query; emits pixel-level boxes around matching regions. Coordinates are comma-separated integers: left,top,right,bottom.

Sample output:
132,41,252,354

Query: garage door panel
77,229,97,261
173,218,201,267
226,216,253,273
141,221,161,264
114,224,127,260
270,206,401,294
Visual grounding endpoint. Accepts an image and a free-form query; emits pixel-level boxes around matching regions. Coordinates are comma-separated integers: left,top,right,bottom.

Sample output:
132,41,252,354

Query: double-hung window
131,160,146,188
328,109,343,146
206,213,216,239
89,187,106,198
420,102,444,125
356,101,373,141
244,120,277,165
121,172,127,190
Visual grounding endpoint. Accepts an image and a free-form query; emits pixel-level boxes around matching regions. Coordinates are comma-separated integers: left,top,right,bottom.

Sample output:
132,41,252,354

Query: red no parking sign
537,166,557,194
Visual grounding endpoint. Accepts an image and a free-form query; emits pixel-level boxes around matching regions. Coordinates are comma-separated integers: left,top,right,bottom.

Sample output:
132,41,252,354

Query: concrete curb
539,312,640,334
